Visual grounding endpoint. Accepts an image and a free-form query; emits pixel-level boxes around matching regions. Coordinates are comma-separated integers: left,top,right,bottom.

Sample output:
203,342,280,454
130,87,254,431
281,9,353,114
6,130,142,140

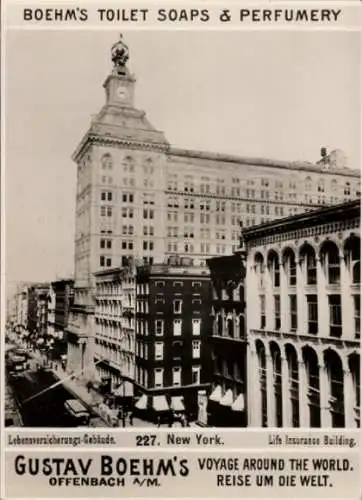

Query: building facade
13,283,30,331
48,279,74,359
67,34,360,376
27,283,50,338
93,264,136,393
206,254,247,427
134,256,212,421
243,200,360,428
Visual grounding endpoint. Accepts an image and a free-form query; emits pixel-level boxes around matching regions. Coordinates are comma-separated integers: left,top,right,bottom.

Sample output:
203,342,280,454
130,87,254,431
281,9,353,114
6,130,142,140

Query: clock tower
103,34,135,108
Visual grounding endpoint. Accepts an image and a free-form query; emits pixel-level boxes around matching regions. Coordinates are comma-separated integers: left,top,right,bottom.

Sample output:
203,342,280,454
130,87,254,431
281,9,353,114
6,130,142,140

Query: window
274,295,281,330
154,368,163,388
269,254,280,288
106,258,112,267
155,281,165,287
100,256,105,267
155,319,164,336
192,366,201,385
260,295,266,329
155,342,163,361
192,318,201,336
172,367,181,386
285,251,297,286
323,244,340,285
289,295,297,331
100,239,105,249
354,295,360,339
305,249,317,285
172,341,183,360
329,294,342,337
192,340,201,358
173,299,182,314
173,319,182,336
307,295,318,334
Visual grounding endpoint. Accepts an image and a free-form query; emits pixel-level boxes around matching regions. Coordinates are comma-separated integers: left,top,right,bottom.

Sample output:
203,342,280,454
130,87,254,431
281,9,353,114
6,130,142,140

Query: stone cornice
72,133,169,162
243,200,360,248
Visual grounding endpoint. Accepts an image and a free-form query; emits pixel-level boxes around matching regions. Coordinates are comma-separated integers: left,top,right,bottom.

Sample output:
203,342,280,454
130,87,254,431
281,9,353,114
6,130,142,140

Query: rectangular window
307,295,318,334
354,295,360,339
100,239,105,249
106,258,112,267
192,340,201,359
173,299,182,314
172,367,181,386
155,342,163,361
192,318,201,336
173,319,182,336
154,368,163,388
192,366,201,385
289,294,297,331
274,295,281,330
260,295,266,329
107,192,112,201
329,294,342,338
100,256,105,267
155,319,164,336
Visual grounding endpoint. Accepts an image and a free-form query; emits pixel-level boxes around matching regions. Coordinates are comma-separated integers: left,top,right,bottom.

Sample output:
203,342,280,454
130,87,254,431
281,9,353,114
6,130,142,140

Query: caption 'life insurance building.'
65,35,360,383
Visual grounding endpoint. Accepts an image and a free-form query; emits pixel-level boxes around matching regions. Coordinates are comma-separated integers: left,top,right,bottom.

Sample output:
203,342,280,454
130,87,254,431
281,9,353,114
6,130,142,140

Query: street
8,368,104,427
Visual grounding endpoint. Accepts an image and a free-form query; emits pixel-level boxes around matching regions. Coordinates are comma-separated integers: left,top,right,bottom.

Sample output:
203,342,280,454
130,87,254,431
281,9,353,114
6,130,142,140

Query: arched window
318,179,325,193
227,317,233,338
344,182,351,196
268,251,280,288
254,253,265,288
217,315,223,336
304,247,317,285
101,153,113,170
305,176,312,191
321,242,340,285
283,249,297,287
345,236,361,284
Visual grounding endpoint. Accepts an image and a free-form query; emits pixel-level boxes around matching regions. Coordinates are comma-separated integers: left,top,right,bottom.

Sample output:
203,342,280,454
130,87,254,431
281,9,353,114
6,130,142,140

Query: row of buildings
9,34,360,428
10,279,74,359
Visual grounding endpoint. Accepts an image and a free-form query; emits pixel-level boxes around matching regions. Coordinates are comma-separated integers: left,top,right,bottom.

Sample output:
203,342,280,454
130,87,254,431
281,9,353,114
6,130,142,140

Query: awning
152,395,169,412
113,381,134,397
231,393,245,412
134,394,148,410
170,396,185,412
220,389,233,407
209,385,222,402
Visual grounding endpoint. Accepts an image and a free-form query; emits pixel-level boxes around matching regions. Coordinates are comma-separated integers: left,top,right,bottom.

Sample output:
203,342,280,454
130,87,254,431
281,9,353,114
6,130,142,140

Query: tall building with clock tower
66,35,169,375
66,34,360,380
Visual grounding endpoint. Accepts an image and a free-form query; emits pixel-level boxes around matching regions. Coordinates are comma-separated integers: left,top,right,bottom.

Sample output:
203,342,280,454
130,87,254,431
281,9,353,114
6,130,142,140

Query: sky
5,29,361,294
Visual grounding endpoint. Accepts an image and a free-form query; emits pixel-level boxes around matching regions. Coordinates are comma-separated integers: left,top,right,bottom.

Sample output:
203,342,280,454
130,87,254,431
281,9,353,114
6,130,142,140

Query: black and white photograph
5,30,360,429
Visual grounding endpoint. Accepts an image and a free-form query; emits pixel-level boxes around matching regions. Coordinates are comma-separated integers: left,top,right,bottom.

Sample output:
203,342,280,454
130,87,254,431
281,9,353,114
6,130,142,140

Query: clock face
116,86,128,100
